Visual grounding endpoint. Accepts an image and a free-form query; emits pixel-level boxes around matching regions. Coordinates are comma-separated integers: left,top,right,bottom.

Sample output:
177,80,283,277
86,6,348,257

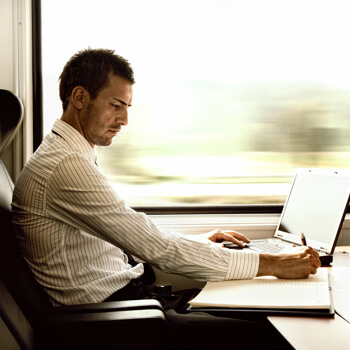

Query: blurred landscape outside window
42,0,350,206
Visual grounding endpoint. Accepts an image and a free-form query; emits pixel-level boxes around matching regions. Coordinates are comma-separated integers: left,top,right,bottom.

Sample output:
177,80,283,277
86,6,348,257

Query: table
268,247,350,350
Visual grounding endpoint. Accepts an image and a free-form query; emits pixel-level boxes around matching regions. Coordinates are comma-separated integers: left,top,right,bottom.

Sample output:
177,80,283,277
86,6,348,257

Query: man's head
59,48,135,148
59,48,135,111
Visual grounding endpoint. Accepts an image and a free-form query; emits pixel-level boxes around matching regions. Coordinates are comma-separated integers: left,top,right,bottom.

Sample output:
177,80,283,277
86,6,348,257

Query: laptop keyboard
248,240,286,254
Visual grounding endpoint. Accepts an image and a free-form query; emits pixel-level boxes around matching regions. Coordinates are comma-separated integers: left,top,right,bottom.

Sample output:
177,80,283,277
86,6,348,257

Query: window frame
133,205,282,215
32,0,43,153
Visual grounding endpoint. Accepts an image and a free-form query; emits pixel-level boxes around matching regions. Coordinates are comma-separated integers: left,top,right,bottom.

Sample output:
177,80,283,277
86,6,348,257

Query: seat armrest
42,308,167,324
36,308,170,350
45,298,165,315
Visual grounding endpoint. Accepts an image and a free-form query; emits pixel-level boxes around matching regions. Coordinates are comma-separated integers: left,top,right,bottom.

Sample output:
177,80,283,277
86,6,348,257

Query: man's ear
71,86,89,109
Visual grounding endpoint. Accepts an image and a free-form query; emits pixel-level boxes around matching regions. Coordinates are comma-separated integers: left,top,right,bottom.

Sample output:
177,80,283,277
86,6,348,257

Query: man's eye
112,104,121,109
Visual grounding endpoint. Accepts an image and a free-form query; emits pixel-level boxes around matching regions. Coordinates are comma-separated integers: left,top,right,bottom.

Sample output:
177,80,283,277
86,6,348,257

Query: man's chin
95,137,114,147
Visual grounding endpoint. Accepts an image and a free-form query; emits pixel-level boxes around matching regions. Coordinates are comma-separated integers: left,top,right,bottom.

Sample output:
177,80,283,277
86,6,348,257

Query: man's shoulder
26,136,91,177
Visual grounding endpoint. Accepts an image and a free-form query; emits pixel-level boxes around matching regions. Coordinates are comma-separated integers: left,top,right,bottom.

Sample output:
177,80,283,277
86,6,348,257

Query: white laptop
225,168,350,265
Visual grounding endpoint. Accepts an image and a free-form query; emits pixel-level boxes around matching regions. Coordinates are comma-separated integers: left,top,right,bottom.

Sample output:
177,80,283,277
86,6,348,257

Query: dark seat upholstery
0,89,169,349
0,89,24,155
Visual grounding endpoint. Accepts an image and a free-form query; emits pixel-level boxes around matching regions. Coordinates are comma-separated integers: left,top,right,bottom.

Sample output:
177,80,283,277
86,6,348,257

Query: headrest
0,89,24,156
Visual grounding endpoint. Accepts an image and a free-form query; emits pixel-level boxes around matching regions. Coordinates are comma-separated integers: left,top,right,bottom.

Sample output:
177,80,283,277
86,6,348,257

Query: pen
301,233,307,246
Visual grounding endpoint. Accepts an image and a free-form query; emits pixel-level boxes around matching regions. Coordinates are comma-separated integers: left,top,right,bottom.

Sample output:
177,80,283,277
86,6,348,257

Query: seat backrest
0,90,36,349
0,89,24,156
0,91,52,324
0,161,53,321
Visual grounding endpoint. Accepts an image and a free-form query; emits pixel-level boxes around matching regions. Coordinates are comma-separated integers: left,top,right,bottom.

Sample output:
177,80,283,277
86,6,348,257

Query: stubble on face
83,102,114,147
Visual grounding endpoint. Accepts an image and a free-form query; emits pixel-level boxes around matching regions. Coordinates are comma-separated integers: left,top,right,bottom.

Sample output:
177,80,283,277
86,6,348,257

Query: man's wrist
257,253,278,277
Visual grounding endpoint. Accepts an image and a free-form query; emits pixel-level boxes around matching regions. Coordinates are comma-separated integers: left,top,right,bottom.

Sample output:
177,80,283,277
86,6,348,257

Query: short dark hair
59,48,135,111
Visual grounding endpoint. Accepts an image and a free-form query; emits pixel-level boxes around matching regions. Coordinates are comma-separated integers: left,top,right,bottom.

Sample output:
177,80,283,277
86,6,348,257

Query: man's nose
119,109,128,126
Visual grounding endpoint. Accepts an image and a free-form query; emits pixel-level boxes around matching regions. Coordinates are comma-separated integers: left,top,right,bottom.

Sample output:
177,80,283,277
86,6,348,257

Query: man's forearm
257,246,321,279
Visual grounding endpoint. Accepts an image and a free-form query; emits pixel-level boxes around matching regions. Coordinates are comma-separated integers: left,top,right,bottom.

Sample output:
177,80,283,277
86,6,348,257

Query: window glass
42,0,350,206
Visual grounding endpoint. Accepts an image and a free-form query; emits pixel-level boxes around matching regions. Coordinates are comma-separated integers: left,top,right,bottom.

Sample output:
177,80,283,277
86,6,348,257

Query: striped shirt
12,119,259,306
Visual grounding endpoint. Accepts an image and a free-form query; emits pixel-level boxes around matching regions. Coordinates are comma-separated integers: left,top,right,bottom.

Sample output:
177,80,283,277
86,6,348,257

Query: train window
41,0,350,207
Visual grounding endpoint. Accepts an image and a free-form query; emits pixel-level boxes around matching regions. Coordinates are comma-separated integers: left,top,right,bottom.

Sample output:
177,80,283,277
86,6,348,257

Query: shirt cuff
225,250,260,280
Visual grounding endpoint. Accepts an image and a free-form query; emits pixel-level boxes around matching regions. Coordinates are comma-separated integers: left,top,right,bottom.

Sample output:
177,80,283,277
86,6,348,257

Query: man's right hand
257,245,321,279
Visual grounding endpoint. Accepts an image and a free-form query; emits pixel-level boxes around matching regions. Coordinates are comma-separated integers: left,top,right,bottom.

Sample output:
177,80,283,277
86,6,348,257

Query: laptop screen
275,168,350,254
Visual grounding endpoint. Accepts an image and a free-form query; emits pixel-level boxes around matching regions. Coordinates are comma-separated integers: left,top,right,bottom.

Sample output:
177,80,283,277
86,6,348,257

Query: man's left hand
200,229,250,247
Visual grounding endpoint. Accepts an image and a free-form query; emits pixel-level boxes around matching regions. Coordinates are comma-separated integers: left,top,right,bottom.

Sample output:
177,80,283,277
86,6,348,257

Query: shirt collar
51,119,97,164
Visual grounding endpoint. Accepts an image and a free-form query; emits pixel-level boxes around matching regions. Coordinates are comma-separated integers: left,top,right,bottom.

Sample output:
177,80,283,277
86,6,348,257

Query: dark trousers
105,280,294,350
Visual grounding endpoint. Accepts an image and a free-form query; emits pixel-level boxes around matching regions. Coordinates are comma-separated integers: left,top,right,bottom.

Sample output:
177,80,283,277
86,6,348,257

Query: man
12,48,320,348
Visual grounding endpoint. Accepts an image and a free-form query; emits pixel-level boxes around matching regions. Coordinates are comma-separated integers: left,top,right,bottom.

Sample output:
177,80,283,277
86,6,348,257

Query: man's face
80,74,133,147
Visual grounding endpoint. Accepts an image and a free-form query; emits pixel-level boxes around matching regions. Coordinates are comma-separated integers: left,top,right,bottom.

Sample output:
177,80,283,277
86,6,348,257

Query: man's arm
47,156,260,282
197,229,321,279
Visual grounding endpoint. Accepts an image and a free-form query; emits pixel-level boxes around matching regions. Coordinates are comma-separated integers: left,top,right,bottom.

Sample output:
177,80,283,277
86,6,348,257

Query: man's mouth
109,128,121,135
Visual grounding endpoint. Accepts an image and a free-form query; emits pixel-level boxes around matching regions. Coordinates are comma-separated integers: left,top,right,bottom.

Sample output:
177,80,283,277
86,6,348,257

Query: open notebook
225,168,350,265
188,267,334,317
